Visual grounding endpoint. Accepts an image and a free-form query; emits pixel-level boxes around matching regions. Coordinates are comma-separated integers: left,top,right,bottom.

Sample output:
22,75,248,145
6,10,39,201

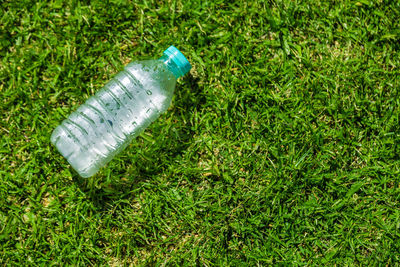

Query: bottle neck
159,54,183,79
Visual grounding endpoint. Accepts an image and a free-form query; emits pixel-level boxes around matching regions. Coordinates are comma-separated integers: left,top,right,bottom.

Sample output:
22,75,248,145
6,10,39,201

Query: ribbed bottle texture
51,60,176,177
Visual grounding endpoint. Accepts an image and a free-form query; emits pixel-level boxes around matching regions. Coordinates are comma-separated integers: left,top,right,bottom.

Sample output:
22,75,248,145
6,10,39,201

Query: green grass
1,0,400,265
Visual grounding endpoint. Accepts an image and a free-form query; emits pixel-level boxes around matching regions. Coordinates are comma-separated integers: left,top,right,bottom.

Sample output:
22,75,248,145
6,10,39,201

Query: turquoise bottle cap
163,46,191,78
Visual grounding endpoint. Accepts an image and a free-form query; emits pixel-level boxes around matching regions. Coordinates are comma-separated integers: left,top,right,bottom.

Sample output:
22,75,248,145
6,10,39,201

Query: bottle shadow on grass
72,74,204,209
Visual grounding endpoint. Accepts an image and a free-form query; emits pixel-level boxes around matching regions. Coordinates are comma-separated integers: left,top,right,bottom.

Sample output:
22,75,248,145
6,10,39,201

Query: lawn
1,0,400,265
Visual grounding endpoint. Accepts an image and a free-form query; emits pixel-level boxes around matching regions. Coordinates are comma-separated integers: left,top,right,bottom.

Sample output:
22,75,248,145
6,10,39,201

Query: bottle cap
163,46,191,78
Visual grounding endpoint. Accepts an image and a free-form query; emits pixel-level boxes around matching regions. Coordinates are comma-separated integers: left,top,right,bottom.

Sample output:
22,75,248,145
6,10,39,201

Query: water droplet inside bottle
146,90,152,95
108,120,113,126
100,118,104,123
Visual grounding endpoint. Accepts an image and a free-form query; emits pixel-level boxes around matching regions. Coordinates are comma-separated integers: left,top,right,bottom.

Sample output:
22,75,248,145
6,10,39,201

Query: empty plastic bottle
51,46,191,177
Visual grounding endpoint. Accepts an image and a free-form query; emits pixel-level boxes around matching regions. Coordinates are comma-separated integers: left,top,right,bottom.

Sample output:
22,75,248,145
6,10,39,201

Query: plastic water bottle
51,46,191,178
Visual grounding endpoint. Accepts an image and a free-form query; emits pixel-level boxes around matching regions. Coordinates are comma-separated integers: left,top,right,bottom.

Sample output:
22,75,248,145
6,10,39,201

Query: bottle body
51,60,176,177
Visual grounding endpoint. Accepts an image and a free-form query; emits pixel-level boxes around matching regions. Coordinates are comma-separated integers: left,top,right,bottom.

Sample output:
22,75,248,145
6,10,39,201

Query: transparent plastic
51,47,191,177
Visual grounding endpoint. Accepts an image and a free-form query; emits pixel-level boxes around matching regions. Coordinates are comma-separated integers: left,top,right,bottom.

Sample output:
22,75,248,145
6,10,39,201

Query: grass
1,0,400,265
